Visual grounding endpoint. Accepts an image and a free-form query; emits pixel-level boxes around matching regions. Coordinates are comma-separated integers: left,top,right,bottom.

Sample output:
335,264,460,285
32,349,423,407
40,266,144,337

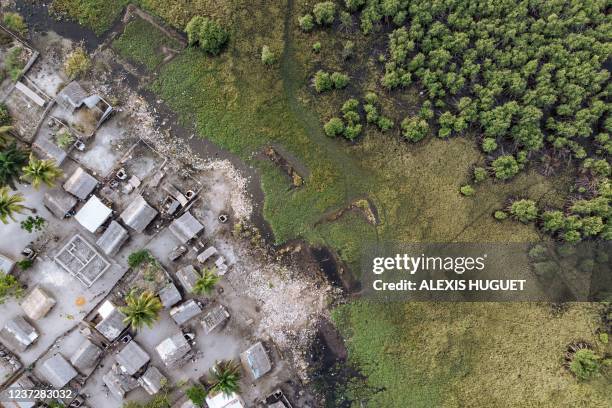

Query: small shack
94,300,127,342
116,341,150,375
240,342,272,380
75,195,112,233
176,265,200,293
38,354,78,388
120,195,158,233
158,282,182,309
0,316,38,352
43,189,77,218
139,366,167,395
201,305,230,334
155,332,191,368
96,221,129,256
57,81,88,111
169,211,204,244
21,287,56,320
103,363,139,400
170,300,202,326
63,167,98,200
70,337,102,374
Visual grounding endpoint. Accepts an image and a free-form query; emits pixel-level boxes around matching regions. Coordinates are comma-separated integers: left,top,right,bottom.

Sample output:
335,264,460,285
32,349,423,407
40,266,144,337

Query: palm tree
192,268,220,296
21,154,63,189
120,290,162,330
0,187,26,224
0,143,27,189
209,360,241,396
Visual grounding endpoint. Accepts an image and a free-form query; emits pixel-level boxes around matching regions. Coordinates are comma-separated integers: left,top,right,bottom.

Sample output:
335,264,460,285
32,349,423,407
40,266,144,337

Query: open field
44,1,611,406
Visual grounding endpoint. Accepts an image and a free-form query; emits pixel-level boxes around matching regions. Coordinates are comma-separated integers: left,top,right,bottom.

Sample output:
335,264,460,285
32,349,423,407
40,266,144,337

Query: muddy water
17,1,274,242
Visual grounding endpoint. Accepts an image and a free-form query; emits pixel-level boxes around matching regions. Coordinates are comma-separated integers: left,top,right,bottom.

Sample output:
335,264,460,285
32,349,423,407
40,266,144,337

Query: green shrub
185,16,228,55
128,249,154,268
331,72,349,89
64,47,91,79
581,216,604,237
343,110,360,124
342,40,354,60
494,210,508,220
377,116,394,131
313,70,333,92
599,333,609,344
492,155,519,180
56,130,75,149
364,92,378,105
364,104,378,123
0,272,22,304
473,167,487,183
0,103,11,126
345,0,366,11
570,349,600,381
185,385,207,406
324,117,344,137
343,124,362,140
509,199,538,223
401,117,428,142
3,12,27,36
482,138,498,153
460,185,475,196
541,210,565,232
313,2,336,25
261,45,276,66
299,14,315,32
341,98,359,113
5,47,25,81
312,42,321,53
563,229,582,243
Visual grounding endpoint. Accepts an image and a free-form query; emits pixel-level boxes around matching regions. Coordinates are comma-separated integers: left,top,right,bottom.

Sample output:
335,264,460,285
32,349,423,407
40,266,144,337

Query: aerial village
0,13,336,408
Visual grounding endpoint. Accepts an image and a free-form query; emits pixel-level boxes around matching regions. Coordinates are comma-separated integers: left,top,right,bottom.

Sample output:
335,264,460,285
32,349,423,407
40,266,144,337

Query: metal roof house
240,342,272,380
57,81,88,111
158,282,182,309
96,221,129,256
169,211,204,244
205,392,246,408
75,195,112,233
202,305,230,334
103,363,139,400
197,246,217,264
116,341,150,375
176,265,200,293
170,300,202,326
0,316,38,352
95,300,128,342
38,354,78,388
70,338,102,373
155,332,191,368
44,188,77,218
63,167,98,200
139,366,167,395
21,286,56,320
120,195,158,233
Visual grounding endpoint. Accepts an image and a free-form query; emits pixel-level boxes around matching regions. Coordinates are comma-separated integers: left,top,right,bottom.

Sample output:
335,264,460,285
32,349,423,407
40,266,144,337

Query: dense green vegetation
113,17,181,70
50,0,129,34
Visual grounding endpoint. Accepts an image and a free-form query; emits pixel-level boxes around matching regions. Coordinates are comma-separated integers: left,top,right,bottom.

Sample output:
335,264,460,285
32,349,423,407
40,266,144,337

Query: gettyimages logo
372,253,487,275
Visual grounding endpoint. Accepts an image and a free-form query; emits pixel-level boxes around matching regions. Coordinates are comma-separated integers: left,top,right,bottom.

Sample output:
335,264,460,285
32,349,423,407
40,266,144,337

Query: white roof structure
120,195,158,233
38,354,78,388
0,253,15,274
70,338,102,373
155,332,191,368
205,392,246,408
21,287,56,320
116,341,150,375
95,300,127,341
75,195,112,233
